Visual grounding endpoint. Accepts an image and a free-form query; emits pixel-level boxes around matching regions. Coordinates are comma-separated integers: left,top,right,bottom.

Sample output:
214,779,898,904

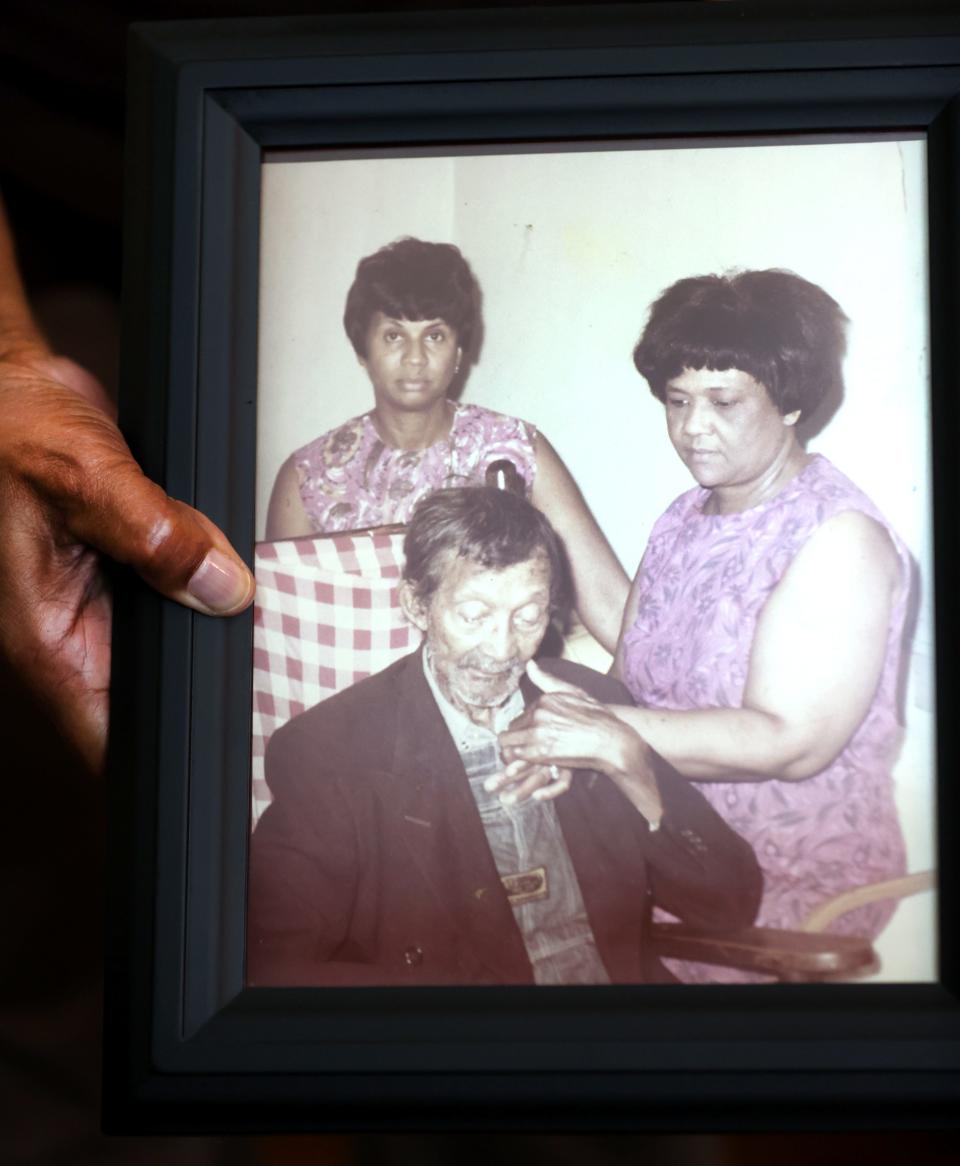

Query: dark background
2,2,957,1163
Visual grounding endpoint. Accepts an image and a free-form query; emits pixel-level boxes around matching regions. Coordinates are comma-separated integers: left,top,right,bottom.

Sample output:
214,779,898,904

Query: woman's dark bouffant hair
632,269,849,418
343,237,481,358
403,486,570,617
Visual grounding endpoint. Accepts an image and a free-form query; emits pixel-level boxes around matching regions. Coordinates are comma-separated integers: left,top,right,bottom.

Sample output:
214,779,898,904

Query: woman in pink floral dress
265,236,627,654
498,269,911,981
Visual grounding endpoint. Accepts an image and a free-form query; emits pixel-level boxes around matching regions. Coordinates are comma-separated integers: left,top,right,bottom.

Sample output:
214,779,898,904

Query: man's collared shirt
422,652,610,985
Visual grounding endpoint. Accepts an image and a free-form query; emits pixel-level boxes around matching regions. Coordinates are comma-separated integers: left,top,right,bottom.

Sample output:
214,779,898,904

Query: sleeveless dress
293,403,538,532
620,455,910,983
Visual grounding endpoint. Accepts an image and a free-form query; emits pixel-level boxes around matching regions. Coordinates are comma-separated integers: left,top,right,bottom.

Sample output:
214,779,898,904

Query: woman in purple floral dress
499,270,910,981
265,236,627,653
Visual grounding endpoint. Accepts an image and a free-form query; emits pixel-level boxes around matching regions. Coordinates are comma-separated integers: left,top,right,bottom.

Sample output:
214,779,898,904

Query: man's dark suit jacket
247,651,762,986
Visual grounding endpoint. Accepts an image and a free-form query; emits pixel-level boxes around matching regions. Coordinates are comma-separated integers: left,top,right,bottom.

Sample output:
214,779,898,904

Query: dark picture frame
105,1,960,1133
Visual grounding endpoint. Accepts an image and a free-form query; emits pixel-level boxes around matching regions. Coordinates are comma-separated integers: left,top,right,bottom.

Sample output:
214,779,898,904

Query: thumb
69,460,256,615
7,355,255,616
525,658,585,695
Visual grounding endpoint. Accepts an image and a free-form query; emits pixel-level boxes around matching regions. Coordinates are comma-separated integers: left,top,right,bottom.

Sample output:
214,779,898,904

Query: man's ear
399,581,429,632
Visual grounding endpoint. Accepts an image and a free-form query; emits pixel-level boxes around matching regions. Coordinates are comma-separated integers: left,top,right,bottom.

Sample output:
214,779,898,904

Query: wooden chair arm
650,922,877,981
799,870,935,932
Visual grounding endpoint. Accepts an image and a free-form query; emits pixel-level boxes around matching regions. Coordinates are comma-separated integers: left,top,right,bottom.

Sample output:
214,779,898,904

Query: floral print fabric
294,403,538,532
621,455,910,982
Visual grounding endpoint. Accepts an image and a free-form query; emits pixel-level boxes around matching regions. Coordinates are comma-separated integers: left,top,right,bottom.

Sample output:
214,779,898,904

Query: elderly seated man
248,486,761,986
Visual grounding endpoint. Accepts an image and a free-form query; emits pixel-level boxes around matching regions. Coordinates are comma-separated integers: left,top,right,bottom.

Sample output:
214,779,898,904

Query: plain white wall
257,137,936,979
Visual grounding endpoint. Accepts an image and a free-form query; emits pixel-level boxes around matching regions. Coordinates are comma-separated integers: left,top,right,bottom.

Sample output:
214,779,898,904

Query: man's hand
0,347,255,775
497,660,664,825
483,759,573,805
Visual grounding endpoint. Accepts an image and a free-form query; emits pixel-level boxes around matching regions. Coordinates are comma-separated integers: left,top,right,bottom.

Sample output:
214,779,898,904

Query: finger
482,768,510,794
7,375,255,616
500,757,573,789
501,765,572,805
503,758,536,783
496,731,534,761
71,468,255,615
525,659,588,697
531,771,573,801
33,410,257,615
499,768,554,806
498,722,563,758
483,757,540,793
499,745,569,772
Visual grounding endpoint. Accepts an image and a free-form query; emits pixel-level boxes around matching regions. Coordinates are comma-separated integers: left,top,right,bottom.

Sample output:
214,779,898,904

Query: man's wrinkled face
402,551,552,722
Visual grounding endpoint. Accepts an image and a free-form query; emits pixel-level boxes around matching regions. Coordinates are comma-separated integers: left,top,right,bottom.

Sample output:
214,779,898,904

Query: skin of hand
483,759,573,806
496,659,663,825
0,346,256,775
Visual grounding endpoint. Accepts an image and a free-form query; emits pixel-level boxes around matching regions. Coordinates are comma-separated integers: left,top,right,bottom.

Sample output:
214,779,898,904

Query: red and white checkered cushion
251,529,419,826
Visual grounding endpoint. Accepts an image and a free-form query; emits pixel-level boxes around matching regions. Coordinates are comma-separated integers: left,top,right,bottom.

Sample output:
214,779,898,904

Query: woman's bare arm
265,455,314,540
503,509,902,784
529,432,629,654
612,510,901,780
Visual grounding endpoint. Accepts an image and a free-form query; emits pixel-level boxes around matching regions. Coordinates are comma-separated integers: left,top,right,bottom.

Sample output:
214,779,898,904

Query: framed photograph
105,1,960,1132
